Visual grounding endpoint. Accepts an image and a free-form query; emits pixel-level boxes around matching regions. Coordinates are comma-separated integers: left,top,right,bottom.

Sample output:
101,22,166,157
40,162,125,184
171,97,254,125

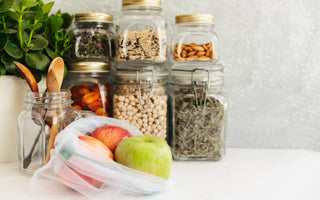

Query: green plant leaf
23,10,37,19
11,0,21,12
6,10,19,21
61,13,73,29
25,52,49,71
21,30,28,44
21,19,31,29
1,53,18,74
42,2,53,15
0,33,8,51
30,35,48,50
22,0,38,9
4,41,23,58
30,22,42,31
45,47,58,59
0,64,6,76
0,28,17,34
0,0,13,13
48,15,63,31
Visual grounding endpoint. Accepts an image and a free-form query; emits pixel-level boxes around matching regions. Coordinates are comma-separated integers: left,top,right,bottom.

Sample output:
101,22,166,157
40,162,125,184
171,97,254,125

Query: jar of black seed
71,13,116,62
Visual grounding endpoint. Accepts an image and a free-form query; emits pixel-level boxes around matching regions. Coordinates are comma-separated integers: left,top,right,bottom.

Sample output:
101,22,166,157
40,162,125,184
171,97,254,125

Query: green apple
115,136,172,180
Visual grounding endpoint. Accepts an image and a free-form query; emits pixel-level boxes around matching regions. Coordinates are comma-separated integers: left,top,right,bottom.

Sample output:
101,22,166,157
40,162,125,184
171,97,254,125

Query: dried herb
173,87,225,160
72,27,116,61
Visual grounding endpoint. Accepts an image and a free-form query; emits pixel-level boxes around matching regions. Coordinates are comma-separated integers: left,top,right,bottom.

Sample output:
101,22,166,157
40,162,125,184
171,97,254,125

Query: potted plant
0,0,73,162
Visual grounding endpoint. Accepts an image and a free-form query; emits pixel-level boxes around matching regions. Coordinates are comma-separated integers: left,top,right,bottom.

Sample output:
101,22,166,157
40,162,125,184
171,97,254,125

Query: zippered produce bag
30,116,172,199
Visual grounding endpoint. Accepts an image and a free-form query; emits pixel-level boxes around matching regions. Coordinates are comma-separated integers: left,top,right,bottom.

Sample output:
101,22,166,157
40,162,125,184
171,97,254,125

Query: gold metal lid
75,13,114,23
175,14,214,24
68,62,111,72
122,0,161,7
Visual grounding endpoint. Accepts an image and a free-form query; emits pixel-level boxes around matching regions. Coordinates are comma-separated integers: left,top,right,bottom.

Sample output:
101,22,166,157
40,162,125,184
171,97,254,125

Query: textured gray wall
47,0,320,150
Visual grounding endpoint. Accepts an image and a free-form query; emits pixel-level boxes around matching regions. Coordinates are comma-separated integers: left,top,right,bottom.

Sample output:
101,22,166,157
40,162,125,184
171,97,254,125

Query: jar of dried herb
113,68,168,140
169,65,227,161
116,0,167,63
62,62,113,117
71,13,116,62
172,14,219,63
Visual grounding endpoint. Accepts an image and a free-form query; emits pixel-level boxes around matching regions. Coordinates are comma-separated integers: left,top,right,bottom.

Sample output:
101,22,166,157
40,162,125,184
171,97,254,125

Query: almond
203,44,208,51
186,55,198,61
184,47,193,52
191,45,205,52
206,50,211,57
175,57,186,61
198,56,211,61
181,50,187,58
196,51,206,56
187,51,197,56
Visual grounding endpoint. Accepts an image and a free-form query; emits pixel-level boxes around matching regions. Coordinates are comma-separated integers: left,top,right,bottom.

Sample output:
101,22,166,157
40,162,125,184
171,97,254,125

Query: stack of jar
113,0,168,140
169,14,227,161
62,1,228,161
62,12,116,117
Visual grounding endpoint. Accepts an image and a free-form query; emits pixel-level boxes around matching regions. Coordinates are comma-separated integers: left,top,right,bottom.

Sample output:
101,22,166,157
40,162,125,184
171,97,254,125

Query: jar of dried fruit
62,62,113,117
71,13,116,62
172,14,219,63
116,0,167,64
113,68,168,140
169,64,227,161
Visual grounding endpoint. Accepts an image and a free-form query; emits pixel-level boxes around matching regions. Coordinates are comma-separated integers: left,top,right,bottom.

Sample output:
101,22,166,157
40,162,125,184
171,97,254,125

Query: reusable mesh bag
30,116,172,199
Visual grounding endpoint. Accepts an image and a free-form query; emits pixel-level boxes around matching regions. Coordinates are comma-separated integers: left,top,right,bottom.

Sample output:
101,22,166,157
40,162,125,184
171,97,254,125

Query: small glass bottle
18,90,82,174
169,65,227,160
172,14,219,63
62,62,113,117
72,13,116,62
113,67,168,140
116,0,167,63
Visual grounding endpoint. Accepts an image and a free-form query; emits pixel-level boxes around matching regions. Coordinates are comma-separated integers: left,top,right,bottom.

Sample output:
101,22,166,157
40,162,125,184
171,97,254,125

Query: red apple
91,125,132,152
59,136,113,188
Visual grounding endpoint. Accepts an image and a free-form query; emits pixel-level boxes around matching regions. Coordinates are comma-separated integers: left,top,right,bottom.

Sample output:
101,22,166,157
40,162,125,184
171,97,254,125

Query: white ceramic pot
0,76,27,162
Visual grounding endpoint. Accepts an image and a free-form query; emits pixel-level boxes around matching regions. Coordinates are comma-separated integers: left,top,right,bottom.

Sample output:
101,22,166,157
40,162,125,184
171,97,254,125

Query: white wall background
46,0,320,150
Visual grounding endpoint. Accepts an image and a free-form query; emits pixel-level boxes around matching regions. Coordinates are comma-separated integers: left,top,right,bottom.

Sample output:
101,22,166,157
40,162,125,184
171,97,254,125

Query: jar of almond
62,62,113,117
113,68,168,140
172,14,219,63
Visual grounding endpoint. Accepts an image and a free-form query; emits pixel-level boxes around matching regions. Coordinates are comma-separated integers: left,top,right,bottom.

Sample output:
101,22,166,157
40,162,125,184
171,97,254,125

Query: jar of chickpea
62,62,113,117
113,68,168,140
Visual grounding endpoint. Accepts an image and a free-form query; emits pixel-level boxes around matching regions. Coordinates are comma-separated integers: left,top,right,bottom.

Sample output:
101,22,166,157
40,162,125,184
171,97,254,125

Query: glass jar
71,13,116,62
62,62,113,117
116,0,167,63
18,90,82,174
169,65,227,160
113,68,168,139
172,14,219,63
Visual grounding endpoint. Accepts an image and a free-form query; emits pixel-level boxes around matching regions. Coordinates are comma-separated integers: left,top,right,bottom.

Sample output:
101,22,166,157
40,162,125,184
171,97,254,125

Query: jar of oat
172,14,219,63
71,13,116,62
169,64,227,161
116,0,167,64
62,62,113,117
113,68,168,139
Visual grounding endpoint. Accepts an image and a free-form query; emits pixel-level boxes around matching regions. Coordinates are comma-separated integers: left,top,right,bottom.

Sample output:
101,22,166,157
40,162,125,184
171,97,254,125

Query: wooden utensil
14,61,39,94
45,57,65,163
14,62,43,169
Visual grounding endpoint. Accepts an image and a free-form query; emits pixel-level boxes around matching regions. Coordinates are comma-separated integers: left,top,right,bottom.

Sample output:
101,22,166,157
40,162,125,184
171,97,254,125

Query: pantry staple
113,81,167,140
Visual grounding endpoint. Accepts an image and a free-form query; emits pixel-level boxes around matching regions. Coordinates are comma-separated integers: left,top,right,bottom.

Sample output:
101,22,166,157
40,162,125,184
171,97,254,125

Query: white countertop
0,148,319,200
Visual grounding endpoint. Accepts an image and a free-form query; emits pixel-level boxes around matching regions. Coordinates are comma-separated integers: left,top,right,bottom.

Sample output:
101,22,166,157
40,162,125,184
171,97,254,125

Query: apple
91,125,132,152
115,136,172,180
59,136,113,188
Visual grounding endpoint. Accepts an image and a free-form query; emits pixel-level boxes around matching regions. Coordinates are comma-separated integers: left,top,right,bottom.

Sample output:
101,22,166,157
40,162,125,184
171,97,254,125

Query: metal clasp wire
136,69,154,112
192,69,210,110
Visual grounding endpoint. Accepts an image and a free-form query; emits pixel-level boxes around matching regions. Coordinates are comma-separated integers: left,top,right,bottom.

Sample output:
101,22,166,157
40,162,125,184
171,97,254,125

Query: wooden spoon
47,57,65,93
14,61,39,94
45,57,65,163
